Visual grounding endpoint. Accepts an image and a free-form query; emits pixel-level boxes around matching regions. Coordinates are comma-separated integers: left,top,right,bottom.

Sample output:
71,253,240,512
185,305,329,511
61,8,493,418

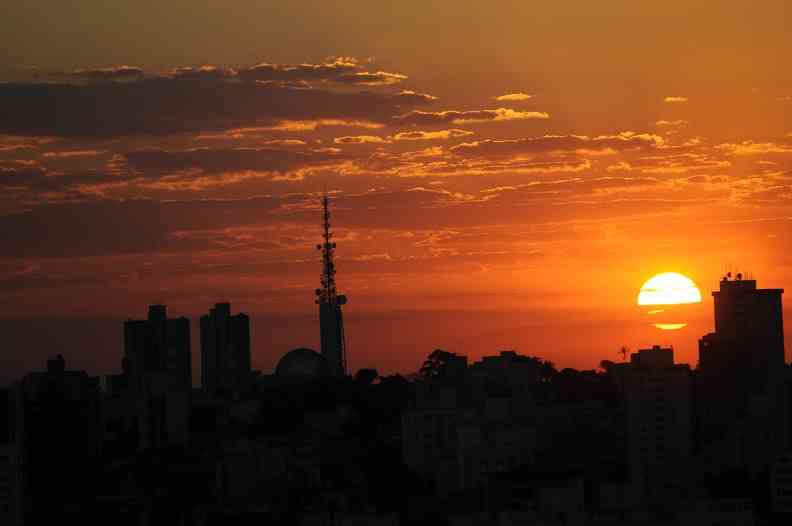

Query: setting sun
638,273,703,306
638,272,703,331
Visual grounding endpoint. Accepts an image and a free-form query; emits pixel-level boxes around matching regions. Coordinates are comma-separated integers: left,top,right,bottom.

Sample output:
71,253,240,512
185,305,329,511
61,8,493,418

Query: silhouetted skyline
2,3,792,523
2,3,792,381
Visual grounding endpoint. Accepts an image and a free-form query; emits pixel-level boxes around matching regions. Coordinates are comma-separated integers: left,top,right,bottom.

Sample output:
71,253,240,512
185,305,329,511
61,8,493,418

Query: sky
1,1,791,384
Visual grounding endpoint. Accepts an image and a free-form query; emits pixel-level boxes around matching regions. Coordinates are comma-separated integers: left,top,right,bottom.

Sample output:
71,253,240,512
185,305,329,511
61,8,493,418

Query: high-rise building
315,195,348,376
10,356,102,523
123,304,191,392
696,275,786,467
123,305,191,449
0,388,14,526
200,302,251,397
613,346,692,504
699,275,784,397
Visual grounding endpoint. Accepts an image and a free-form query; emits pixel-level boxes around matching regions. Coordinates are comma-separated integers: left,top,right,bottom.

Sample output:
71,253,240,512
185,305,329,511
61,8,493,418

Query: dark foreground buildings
10,356,102,525
2,257,790,525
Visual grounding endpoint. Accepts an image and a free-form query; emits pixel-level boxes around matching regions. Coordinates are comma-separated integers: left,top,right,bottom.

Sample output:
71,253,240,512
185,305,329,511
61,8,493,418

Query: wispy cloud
334,135,391,145
494,92,532,101
392,129,473,141
655,120,689,127
51,65,144,80
395,108,549,126
450,132,663,156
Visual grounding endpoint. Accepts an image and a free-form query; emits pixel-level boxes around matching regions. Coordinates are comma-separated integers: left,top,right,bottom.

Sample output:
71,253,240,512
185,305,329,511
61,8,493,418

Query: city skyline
1,1,791,383
5,3,792,524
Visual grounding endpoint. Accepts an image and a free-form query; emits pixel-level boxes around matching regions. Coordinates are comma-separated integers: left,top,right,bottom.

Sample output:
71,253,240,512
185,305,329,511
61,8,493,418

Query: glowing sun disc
653,323,688,331
638,272,702,306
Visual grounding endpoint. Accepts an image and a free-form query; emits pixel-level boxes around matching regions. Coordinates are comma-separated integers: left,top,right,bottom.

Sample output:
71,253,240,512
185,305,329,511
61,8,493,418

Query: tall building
123,304,191,391
123,305,191,449
613,346,692,505
696,275,786,468
0,388,14,526
200,302,251,397
315,194,348,376
699,275,785,397
10,356,102,523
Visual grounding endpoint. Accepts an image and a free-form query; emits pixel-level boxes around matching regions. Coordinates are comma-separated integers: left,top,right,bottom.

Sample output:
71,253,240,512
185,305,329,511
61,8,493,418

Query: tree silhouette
618,345,630,362
419,349,455,379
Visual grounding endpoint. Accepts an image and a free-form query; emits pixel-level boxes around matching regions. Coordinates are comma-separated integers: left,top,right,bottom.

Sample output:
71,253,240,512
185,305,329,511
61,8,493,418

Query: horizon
2,1,790,386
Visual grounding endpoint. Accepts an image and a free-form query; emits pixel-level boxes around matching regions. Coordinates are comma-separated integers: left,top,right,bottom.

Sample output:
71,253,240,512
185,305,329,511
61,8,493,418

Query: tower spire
318,193,337,304
315,193,348,375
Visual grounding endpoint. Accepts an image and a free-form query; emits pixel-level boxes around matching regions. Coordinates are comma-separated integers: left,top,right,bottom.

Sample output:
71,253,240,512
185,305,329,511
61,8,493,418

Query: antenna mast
318,194,337,303
315,193,348,375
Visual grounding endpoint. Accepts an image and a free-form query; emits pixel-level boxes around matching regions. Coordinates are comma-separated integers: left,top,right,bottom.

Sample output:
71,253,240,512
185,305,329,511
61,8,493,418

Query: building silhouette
315,194,348,377
0,388,13,525
696,275,787,470
10,356,102,524
123,304,191,392
611,346,692,505
122,305,191,450
699,274,785,397
275,347,329,378
200,302,251,398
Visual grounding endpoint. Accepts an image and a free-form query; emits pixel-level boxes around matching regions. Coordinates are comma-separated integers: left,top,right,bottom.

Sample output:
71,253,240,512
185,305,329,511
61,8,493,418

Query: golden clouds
656,120,688,127
334,135,391,144
392,129,473,141
395,108,549,126
717,141,792,155
449,132,663,156
494,92,532,101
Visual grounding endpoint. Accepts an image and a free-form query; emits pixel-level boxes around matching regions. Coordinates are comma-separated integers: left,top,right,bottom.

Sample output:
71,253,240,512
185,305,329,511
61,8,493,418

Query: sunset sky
1,1,791,384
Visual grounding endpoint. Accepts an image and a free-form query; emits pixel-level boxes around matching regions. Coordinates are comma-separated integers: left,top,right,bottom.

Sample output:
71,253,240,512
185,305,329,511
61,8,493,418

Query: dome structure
275,348,329,378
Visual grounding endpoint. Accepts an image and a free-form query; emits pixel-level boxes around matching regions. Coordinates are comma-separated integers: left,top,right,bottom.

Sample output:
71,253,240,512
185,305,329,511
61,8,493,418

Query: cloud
394,108,549,126
655,120,689,127
123,147,344,176
170,65,236,80
393,90,438,104
607,161,633,173
52,65,144,80
351,253,394,261
392,129,474,141
334,71,407,86
449,132,663,156
664,96,689,103
0,166,117,204
237,58,406,86
716,141,792,155
0,135,59,153
266,119,385,132
494,92,532,101
193,128,310,143
42,150,105,158
334,135,391,145
0,78,432,137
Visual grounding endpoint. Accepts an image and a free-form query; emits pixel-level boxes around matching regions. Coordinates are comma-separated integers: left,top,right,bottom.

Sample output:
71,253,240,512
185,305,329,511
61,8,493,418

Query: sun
638,272,702,306
638,272,702,330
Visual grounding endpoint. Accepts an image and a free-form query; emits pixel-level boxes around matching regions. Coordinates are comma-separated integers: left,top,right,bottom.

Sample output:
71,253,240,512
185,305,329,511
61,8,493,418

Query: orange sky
0,1,790,383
